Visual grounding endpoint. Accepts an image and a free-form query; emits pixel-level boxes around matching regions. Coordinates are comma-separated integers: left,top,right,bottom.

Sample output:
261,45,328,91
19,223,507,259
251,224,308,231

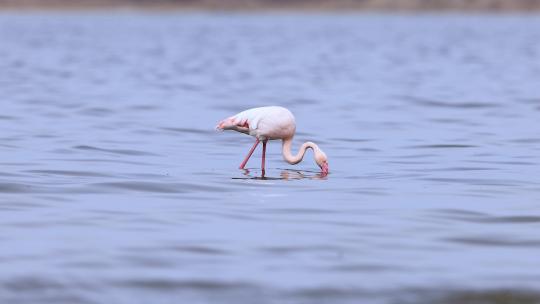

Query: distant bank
1,0,540,11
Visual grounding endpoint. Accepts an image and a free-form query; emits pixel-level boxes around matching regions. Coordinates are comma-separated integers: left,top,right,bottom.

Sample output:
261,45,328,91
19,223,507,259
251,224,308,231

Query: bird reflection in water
233,169,328,180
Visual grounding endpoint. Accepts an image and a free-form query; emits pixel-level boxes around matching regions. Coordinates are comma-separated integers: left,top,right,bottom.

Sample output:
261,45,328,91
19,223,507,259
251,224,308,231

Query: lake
1,12,540,304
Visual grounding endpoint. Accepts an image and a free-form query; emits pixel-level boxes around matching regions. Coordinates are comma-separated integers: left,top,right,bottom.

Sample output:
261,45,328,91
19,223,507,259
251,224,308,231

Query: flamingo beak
321,162,329,175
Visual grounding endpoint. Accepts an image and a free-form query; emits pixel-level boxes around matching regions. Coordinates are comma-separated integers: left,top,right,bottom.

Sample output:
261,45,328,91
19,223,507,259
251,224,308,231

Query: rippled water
1,12,540,303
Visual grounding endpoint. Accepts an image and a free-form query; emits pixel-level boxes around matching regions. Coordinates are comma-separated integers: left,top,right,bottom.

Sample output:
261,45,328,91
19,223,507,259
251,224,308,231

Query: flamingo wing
215,107,266,135
215,106,294,139
215,115,252,135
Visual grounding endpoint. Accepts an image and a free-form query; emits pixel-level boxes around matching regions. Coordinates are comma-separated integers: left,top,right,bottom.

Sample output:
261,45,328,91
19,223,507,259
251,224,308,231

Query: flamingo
216,106,329,175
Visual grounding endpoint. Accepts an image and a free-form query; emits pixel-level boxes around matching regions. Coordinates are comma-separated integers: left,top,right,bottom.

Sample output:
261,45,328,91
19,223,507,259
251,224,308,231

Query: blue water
1,12,540,303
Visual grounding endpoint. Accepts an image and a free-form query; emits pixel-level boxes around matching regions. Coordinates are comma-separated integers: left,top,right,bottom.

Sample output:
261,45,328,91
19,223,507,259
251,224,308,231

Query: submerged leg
239,138,260,169
261,140,267,173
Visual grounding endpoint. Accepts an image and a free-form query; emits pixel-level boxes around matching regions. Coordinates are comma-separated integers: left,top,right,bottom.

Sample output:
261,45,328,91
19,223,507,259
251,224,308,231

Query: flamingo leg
261,140,267,173
239,138,260,169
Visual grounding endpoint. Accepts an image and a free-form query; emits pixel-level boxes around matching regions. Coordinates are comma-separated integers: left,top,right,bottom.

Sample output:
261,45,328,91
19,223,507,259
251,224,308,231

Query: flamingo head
315,149,329,175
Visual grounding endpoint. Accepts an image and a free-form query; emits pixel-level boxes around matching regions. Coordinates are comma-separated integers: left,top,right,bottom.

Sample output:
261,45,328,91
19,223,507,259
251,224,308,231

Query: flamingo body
216,106,329,175
217,106,295,141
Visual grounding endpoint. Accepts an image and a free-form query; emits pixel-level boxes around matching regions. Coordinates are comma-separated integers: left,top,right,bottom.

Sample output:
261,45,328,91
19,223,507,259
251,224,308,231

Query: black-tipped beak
321,162,329,175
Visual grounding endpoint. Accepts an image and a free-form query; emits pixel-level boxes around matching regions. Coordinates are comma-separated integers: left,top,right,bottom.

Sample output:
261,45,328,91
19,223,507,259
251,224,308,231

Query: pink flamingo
216,106,329,175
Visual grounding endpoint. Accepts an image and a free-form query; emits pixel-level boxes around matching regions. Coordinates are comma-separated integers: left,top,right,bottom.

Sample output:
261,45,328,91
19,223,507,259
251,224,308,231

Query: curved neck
281,137,319,165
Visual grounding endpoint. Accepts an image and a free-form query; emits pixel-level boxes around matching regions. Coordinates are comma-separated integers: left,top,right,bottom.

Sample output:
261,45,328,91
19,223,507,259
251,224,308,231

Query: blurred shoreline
1,0,540,11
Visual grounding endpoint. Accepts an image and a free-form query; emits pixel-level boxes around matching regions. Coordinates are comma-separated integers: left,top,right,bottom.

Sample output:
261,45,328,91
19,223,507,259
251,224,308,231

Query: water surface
1,12,540,303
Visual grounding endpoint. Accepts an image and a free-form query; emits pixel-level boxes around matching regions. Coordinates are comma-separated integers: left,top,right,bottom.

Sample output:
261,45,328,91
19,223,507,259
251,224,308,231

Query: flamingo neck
281,137,320,165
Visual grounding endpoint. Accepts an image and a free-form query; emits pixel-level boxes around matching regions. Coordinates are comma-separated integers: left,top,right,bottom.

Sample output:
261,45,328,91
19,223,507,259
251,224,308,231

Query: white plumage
222,106,295,140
